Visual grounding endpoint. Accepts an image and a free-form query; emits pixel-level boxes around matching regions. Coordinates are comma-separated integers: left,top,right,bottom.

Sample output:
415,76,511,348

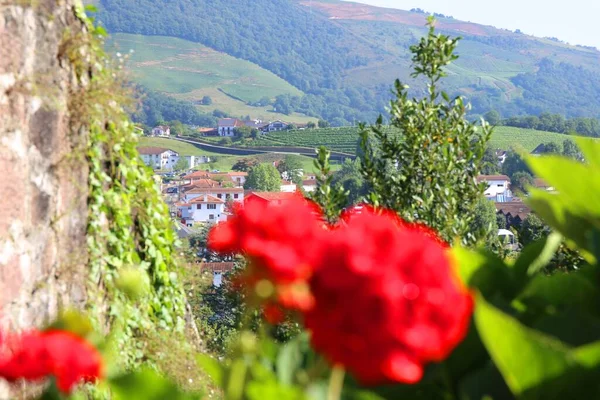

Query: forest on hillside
99,0,600,124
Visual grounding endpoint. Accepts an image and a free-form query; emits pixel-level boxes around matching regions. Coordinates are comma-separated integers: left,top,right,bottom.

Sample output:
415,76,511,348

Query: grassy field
108,34,316,124
249,126,581,154
137,137,329,173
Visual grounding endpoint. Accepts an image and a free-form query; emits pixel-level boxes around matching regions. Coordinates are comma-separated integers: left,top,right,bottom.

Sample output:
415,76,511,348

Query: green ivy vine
67,3,186,368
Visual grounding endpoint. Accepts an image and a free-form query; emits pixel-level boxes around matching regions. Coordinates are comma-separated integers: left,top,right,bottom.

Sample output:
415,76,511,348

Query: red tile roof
477,174,510,182
190,195,225,204
138,146,171,155
303,179,317,186
495,201,531,220
246,192,298,202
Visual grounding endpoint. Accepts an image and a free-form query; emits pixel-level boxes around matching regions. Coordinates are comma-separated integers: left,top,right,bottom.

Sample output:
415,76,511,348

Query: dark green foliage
318,120,330,128
232,158,259,172
276,155,304,181
502,112,600,137
481,146,500,175
511,59,600,119
360,19,491,244
542,141,561,154
519,214,550,246
484,110,501,125
310,147,348,224
244,164,281,192
502,148,531,180
470,197,500,246
132,87,216,127
331,159,368,206
562,139,583,160
512,171,535,194
173,156,189,172
201,95,212,105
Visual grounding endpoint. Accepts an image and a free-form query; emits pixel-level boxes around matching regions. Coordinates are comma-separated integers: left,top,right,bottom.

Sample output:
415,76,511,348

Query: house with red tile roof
245,191,299,206
138,147,179,170
177,194,227,225
218,118,245,137
477,175,513,202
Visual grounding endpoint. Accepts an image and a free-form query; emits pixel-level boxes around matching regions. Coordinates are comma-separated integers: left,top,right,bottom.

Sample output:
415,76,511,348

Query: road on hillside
174,136,356,161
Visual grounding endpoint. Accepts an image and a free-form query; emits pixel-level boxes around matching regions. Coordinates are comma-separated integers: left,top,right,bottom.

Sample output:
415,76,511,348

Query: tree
201,96,212,105
277,155,303,180
542,141,561,154
232,158,259,172
359,18,492,244
244,164,281,192
173,156,189,172
306,121,316,129
511,171,534,194
502,147,530,180
519,214,549,246
234,125,253,138
317,119,330,128
169,120,186,136
484,110,501,126
481,146,500,175
332,159,368,206
258,96,271,107
469,197,499,246
562,139,583,160
219,137,232,146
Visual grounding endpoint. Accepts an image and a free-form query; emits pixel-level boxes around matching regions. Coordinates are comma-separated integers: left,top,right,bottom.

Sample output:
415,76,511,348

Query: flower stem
327,365,345,400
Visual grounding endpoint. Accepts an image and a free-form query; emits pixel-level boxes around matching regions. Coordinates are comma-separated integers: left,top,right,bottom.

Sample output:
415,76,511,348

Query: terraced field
249,126,578,154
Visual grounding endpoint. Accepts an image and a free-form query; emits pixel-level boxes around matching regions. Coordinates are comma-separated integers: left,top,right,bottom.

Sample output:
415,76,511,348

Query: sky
346,0,600,48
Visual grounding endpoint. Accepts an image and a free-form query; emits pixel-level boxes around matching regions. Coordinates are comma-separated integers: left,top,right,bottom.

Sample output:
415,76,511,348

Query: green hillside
98,0,600,124
109,34,315,124
250,126,578,154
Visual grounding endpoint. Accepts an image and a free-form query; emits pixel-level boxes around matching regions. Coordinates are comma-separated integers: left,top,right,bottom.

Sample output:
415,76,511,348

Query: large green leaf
576,137,600,169
110,369,202,400
512,233,562,278
475,296,574,398
452,247,514,298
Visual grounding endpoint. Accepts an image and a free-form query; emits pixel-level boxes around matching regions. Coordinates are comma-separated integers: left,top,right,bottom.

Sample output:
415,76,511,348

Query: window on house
226,194,231,199
497,184,504,187
207,204,217,210
197,204,202,209
209,214,215,220
217,194,222,199
234,194,239,199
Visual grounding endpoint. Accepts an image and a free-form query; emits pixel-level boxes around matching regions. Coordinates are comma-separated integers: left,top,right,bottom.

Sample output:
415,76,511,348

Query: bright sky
346,0,600,48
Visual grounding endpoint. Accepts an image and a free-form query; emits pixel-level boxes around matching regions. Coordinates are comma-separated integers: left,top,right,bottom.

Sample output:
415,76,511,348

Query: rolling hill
97,0,600,125
109,34,315,123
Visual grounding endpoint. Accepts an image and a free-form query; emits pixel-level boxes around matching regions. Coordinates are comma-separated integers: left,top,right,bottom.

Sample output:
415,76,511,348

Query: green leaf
512,232,563,278
474,295,574,397
451,247,514,298
196,354,224,387
110,369,201,400
277,338,303,386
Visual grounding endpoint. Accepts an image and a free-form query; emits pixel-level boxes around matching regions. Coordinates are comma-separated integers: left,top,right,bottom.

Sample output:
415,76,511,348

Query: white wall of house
152,127,171,137
218,126,235,137
185,190,244,203
185,155,210,169
303,184,317,193
482,179,512,202
141,150,179,170
179,202,227,225
280,183,297,193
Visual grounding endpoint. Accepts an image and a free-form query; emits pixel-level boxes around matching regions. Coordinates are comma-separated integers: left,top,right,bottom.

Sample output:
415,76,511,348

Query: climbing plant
67,4,186,368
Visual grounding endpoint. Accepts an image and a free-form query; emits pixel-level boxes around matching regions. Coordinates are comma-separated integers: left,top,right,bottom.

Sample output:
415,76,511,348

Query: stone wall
0,0,89,332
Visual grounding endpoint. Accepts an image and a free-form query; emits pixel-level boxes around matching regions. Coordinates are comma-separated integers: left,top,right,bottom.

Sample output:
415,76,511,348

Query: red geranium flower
209,196,325,311
0,330,103,393
304,207,473,385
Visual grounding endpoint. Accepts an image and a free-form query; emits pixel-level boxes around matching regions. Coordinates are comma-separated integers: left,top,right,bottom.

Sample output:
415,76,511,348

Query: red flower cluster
209,201,473,385
304,208,473,385
209,195,325,310
0,330,103,393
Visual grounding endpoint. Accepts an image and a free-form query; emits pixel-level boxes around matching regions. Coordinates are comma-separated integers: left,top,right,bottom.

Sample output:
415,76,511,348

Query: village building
302,179,318,193
478,174,513,202
280,180,297,193
496,201,532,228
177,195,227,226
218,118,245,136
151,125,171,137
138,147,179,170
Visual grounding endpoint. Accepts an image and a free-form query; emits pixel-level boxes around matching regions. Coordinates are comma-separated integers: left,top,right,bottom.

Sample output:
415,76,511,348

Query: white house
218,118,245,137
152,125,171,137
262,120,289,132
184,186,245,204
478,175,513,202
185,155,211,169
302,179,317,193
138,147,180,170
280,180,297,193
178,195,227,225
182,171,248,187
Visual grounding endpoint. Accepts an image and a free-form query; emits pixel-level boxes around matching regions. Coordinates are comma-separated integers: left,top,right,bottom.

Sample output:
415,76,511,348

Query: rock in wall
0,0,89,331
